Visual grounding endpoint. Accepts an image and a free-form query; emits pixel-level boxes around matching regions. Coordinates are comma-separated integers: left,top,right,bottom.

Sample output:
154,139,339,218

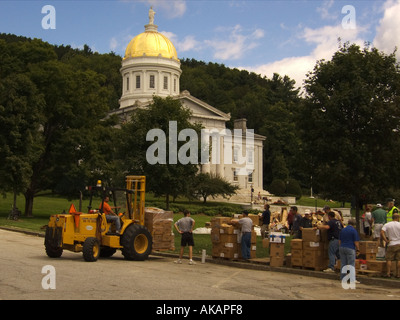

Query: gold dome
124,28,179,61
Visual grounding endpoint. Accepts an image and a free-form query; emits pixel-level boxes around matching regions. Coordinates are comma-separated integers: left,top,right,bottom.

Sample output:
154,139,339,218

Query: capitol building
109,8,266,195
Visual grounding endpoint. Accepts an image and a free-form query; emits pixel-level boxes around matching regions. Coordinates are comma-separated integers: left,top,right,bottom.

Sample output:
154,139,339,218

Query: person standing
174,210,196,265
381,213,400,278
299,209,313,239
372,203,386,244
287,206,296,233
260,204,271,238
291,207,302,239
339,219,360,283
318,211,343,272
386,200,398,223
363,205,372,237
232,210,253,261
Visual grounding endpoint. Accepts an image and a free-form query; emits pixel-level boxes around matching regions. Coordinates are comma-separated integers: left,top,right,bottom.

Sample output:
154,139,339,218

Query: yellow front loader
44,176,152,262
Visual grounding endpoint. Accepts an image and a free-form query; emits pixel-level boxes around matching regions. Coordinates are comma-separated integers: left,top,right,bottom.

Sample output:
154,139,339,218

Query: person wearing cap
339,219,360,283
386,200,398,223
381,213,400,278
232,210,253,260
372,203,387,244
299,209,313,238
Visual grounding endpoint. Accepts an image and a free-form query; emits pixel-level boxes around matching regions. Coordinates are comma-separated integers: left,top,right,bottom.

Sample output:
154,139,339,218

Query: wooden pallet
356,269,382,277
291,265,326,272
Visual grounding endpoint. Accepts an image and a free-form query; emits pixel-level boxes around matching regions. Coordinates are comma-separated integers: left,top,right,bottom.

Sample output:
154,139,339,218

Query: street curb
1,226,399,289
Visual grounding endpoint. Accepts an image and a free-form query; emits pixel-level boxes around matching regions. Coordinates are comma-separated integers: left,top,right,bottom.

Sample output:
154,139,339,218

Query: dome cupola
119,7,182,108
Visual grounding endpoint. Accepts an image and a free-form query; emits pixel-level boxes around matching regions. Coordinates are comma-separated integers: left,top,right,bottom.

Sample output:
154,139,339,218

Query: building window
136,75,140,89
233,169,238,182
126,77,129,92
248,172,253,183
163,76,168,90
149,75,155,89
247,149,254,164
233,147,239,163
174,78,177,92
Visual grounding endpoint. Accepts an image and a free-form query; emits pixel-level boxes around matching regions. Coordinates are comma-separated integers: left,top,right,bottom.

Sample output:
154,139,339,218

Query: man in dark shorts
174,210,196,265
381,213,400,277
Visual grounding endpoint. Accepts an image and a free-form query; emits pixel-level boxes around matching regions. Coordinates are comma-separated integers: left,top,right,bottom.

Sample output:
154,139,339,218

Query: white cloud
205,25,265,60
317,0,336,20
373,0,400,58
242,23,366,89
241,0,400,89
161,31,199,52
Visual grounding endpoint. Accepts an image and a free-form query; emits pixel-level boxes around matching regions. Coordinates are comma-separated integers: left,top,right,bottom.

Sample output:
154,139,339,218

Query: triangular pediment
176,91,231,123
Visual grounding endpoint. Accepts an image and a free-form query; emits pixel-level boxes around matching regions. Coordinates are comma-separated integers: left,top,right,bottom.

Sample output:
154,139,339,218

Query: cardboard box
210,227,221,243
319,228,328,242
290,239,303,249
220,233,239,244
210,217,232,228
302,228,320,242
219,224,236,234
302,241,321,250
270,243,285,257
291,249,303,258
291,256,303,267
251,230,257,244
367,260,386,273
302,249,328,269
359,241,378,254
145,208,174,251
270,256,284,267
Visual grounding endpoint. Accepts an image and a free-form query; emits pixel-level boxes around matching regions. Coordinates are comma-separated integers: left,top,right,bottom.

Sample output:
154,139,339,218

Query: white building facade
109,9,266,192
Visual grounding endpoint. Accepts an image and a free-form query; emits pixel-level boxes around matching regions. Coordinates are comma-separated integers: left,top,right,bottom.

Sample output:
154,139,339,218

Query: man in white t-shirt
381,214,400,278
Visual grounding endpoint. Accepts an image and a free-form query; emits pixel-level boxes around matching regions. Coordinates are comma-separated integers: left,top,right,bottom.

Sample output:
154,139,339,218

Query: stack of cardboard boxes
211,217,257,259
356,241,396,275
334,240,389,275
290,228,329,271
144,207,175,252
269,233,286,267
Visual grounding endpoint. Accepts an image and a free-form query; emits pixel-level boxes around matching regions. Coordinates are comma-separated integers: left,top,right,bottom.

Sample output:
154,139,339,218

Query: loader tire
120,224,152,261
44,226,63,258
83,237,100,262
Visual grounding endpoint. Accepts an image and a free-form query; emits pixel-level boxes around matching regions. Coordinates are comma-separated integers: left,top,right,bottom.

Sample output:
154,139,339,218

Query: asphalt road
1,229,400,302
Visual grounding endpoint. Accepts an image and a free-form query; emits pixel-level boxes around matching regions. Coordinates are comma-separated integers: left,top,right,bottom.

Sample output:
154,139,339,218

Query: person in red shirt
100,196,121,234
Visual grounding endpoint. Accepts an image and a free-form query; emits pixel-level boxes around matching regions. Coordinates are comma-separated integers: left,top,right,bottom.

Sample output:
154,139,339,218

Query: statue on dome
149,6,155,25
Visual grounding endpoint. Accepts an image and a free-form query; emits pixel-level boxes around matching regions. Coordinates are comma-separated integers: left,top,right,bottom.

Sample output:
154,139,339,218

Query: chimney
234,118,247,132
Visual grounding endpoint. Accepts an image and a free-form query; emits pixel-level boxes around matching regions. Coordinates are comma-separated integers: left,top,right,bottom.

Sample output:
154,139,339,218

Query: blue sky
1,0,400,88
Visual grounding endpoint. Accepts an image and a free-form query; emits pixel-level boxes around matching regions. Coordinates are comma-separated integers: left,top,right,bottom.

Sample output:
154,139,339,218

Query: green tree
23,60,111,216
188,173,238,203
301,43,400,230
120,97,202,209
0,73,44,211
